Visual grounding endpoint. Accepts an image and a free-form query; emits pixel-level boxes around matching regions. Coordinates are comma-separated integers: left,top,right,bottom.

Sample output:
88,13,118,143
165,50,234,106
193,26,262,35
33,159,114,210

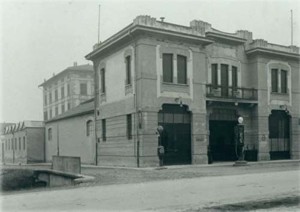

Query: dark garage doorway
158,104,191,165
209,120,238,161
209,108,238,162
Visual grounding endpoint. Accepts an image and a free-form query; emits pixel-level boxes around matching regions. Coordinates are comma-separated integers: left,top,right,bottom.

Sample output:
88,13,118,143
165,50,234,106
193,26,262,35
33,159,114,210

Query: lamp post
234,116,248,166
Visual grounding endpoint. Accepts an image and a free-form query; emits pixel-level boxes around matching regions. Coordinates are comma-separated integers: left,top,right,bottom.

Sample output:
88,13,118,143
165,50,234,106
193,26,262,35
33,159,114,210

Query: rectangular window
102,119,106,141
44,111,48,121
48,128,52,141
67,84,70,96
61,104,65,113
232,66,238,89
55,107,58,116
86,120,93,136
177,55,187,84
19,137,21,150
44,95,47,106
23,137,26,150
127,114,132,140
271,69,278,92
67,102,71,110
126,56,131,85
49,93,52,103
15,138,17,150
61,87,65,98
163,54,173,83
80,83,88,95
100,69,106,93
49,109,52,119
281,70,288,93
55,89,58,101
211,64,218,88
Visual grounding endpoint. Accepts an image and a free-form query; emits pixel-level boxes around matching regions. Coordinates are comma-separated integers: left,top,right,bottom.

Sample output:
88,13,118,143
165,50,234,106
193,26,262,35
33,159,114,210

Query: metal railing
206,84,258,100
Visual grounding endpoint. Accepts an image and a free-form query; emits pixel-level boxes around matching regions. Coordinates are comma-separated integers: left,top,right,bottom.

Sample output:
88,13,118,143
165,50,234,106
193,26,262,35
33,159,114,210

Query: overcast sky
0,0,299,123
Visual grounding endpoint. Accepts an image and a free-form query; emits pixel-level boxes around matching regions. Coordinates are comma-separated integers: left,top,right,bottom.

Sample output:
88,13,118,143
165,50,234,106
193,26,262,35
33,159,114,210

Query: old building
39,63,94,121
45,99,95,164
86,15,300,167
1,121,45,164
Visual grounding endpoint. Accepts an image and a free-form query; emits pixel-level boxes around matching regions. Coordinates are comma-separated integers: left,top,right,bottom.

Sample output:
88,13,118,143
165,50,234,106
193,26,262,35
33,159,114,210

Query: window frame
177,55,187,84
271,69,279,93
86,120,93,137
80,83,88,95
48,128,52,141
162,54,173,83
127,114,132,140
232,66,238,89
61,86,65,99
100,68,106,94
55,89,58,101
211,64,218,88
102,119,106,142
125,56,131,85
281,70,288,94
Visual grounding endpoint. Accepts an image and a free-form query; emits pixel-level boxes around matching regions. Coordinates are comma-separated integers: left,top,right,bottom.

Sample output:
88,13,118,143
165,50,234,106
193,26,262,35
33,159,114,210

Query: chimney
160,17,165,22
74,62,77,67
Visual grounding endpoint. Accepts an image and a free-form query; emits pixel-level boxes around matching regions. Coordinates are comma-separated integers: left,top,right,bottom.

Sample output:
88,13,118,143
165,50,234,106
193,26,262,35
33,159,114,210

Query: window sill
271,92,289,95
162,82,189,87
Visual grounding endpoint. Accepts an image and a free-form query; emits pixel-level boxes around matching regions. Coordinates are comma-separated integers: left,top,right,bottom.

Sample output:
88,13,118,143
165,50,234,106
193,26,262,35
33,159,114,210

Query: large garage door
158,104,191,165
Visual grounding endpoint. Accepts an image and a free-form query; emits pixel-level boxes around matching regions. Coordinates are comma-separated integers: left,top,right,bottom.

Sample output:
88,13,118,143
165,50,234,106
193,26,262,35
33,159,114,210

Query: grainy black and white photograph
0,0,299,211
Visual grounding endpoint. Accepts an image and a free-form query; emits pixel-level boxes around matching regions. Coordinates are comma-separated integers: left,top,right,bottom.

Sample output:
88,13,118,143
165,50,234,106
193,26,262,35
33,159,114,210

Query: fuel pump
234,116,247,166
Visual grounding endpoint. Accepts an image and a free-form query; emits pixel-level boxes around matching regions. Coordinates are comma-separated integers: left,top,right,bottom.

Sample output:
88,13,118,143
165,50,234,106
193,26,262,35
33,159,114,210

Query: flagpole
98,4,101,44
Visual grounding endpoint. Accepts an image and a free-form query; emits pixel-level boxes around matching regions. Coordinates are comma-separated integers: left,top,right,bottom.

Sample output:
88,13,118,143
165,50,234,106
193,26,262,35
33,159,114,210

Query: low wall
52,156,81,174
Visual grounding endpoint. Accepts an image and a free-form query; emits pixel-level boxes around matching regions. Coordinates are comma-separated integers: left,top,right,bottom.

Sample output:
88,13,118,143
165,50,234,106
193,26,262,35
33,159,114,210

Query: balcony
206,84,257,101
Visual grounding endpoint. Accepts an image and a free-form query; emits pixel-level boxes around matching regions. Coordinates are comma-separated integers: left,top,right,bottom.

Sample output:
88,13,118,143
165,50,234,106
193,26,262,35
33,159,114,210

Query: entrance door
158,104,191,165
269,110,290,160
221,64,229,97
209,120,238,161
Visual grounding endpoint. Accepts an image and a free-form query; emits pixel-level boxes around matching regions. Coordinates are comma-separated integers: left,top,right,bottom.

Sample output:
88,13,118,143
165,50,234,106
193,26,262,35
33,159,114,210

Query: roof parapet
190,20,212,35
246,39,299,54
236,30,253,42
133,15,206,37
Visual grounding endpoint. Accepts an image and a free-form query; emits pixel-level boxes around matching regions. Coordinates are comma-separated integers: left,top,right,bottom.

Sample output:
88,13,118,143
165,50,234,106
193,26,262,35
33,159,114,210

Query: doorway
269,110,290,160
209,120,238,161
158,104,191,165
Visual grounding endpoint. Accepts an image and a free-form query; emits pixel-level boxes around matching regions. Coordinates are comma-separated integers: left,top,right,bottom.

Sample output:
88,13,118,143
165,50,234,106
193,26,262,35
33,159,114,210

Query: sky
0,0,299,123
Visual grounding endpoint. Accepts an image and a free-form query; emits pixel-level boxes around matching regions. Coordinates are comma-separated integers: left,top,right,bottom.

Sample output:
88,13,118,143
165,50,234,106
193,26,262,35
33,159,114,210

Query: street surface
1,169,299,211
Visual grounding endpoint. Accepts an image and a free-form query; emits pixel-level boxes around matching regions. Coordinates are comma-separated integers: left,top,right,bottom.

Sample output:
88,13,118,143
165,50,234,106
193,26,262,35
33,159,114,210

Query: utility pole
291,9,293,46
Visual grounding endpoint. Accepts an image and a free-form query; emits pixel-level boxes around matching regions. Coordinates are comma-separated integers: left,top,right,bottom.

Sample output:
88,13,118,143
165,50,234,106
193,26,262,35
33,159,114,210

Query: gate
269,110,290,160
158,104,191,165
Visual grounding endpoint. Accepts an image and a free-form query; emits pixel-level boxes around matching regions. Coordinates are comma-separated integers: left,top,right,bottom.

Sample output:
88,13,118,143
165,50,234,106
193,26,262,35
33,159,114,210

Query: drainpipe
56,123,60,156
12,132,15,164
94,65,98,166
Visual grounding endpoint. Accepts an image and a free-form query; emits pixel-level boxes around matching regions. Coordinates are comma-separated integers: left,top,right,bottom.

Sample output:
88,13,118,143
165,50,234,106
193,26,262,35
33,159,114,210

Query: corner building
86,16,300,167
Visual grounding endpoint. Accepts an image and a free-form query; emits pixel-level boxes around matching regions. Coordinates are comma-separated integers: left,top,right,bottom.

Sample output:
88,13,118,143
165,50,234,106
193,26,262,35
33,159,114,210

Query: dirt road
1,169,299,211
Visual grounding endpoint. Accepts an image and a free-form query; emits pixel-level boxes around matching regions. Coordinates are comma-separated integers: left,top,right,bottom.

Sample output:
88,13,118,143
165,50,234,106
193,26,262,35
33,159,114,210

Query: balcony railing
206,84,257,101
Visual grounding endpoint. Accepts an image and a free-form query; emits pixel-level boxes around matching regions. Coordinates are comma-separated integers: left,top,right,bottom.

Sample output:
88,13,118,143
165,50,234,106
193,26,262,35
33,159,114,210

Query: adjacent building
39,63,94,121
1,121,45,164
86,15,300,167
44,99,95,164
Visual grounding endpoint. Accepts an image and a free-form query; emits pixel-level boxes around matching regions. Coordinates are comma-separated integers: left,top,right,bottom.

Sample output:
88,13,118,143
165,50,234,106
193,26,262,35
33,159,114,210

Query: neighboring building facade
45,99,95,164
39,63,94,121
86,15,300,167
0,122,14,163
1,121,45,164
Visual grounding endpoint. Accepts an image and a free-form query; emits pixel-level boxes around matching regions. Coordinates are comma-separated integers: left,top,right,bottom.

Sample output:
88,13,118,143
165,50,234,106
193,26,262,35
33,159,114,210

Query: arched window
86,120,93,136
48,128,52,141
